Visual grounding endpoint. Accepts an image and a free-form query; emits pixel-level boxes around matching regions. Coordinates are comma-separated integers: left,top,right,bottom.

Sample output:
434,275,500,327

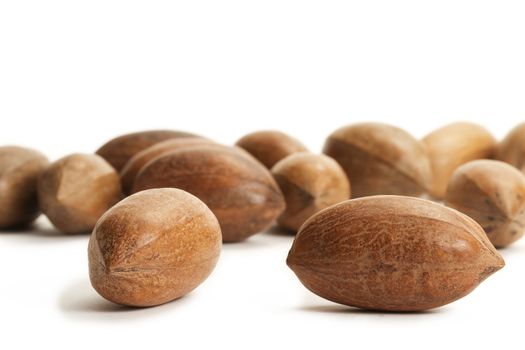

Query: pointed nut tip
479,253,505,282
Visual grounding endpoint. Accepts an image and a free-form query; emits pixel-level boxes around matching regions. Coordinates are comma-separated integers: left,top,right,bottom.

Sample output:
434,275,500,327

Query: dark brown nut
271,153,350,232
422,122,496,199
96,130,197,171
235,130,308,169
287,195,504,311
323,123,431,198
445,159,525,248
0,146,49,229
120,137,215,194
89,188,221,307
38,154,123,234
133,144,285,242
497,123,525,171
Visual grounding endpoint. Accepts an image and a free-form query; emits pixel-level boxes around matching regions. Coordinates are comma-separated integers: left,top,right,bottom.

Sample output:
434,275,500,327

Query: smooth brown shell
497,122,525,171
96,130,197,171
88,188,221,307
323,123,431,198
287,195,504,311
236,130,308,169
422,122,496,199
133,144,285,242
120,137,215,194
0,146,49,229
445,159,525,248
38,154,123,234
272,153,350,232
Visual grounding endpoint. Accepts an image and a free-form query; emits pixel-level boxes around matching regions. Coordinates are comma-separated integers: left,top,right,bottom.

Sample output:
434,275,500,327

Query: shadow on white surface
293,286,446,317
299,304,442,315
0,228,89,243
220,227,295,252
265,225,296,237
0,217,89,243
59,279,191,321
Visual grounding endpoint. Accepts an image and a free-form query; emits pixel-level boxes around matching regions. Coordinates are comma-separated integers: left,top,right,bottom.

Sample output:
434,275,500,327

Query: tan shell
120,137,215,194
497,122,525,171
445,159,525,248
422,122,496,199
133,144,285,242
0,146,49,229
96,130,197,171
287,195,504,311
38,154,123,234
236,130,308,169
323,123,431,198
88,188,221,307
271,153,350,232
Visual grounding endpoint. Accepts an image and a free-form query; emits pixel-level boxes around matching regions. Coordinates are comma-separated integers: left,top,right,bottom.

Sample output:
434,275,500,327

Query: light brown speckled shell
120,137,215,194
497,122,525,171
236,130,308,169
323,123,431,198
422,122,496,199
272,153,350,232
445,159,525,248
96,130,197,171
38,154,123,234
0,146,49,229
133,144,285,242
287,195,504,311
88,188,221,307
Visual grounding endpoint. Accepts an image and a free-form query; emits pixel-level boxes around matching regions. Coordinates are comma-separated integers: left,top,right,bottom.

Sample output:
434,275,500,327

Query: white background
1,1,524,349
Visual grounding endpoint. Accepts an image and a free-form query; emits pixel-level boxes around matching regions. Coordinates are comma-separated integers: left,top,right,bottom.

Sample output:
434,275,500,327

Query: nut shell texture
133,144,285,242
88,188,222,307
445,160,525,248
96,130,196,171
497,122,525,171
120,137,215,194
0,146,49,229
272,153,350,232
236,130,308,169
287,195,504,311
422,122,496,199
323,123,431,198
38,154,123,234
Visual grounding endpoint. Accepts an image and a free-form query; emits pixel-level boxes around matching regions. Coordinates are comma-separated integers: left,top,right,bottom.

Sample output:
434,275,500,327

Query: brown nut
133,144,285,242
120,137,216,194
271,153,350,232
0,146,49,229
323,123,431,198
422,122,496,199
89,188,221,307
497,122,525,171
236,130,308,169
445,159,525,248
287,195,504,311
38,154,123,234
96,130,197,171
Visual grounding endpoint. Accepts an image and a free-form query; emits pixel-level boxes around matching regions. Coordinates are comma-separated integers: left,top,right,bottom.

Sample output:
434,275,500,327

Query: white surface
1,1,525,349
